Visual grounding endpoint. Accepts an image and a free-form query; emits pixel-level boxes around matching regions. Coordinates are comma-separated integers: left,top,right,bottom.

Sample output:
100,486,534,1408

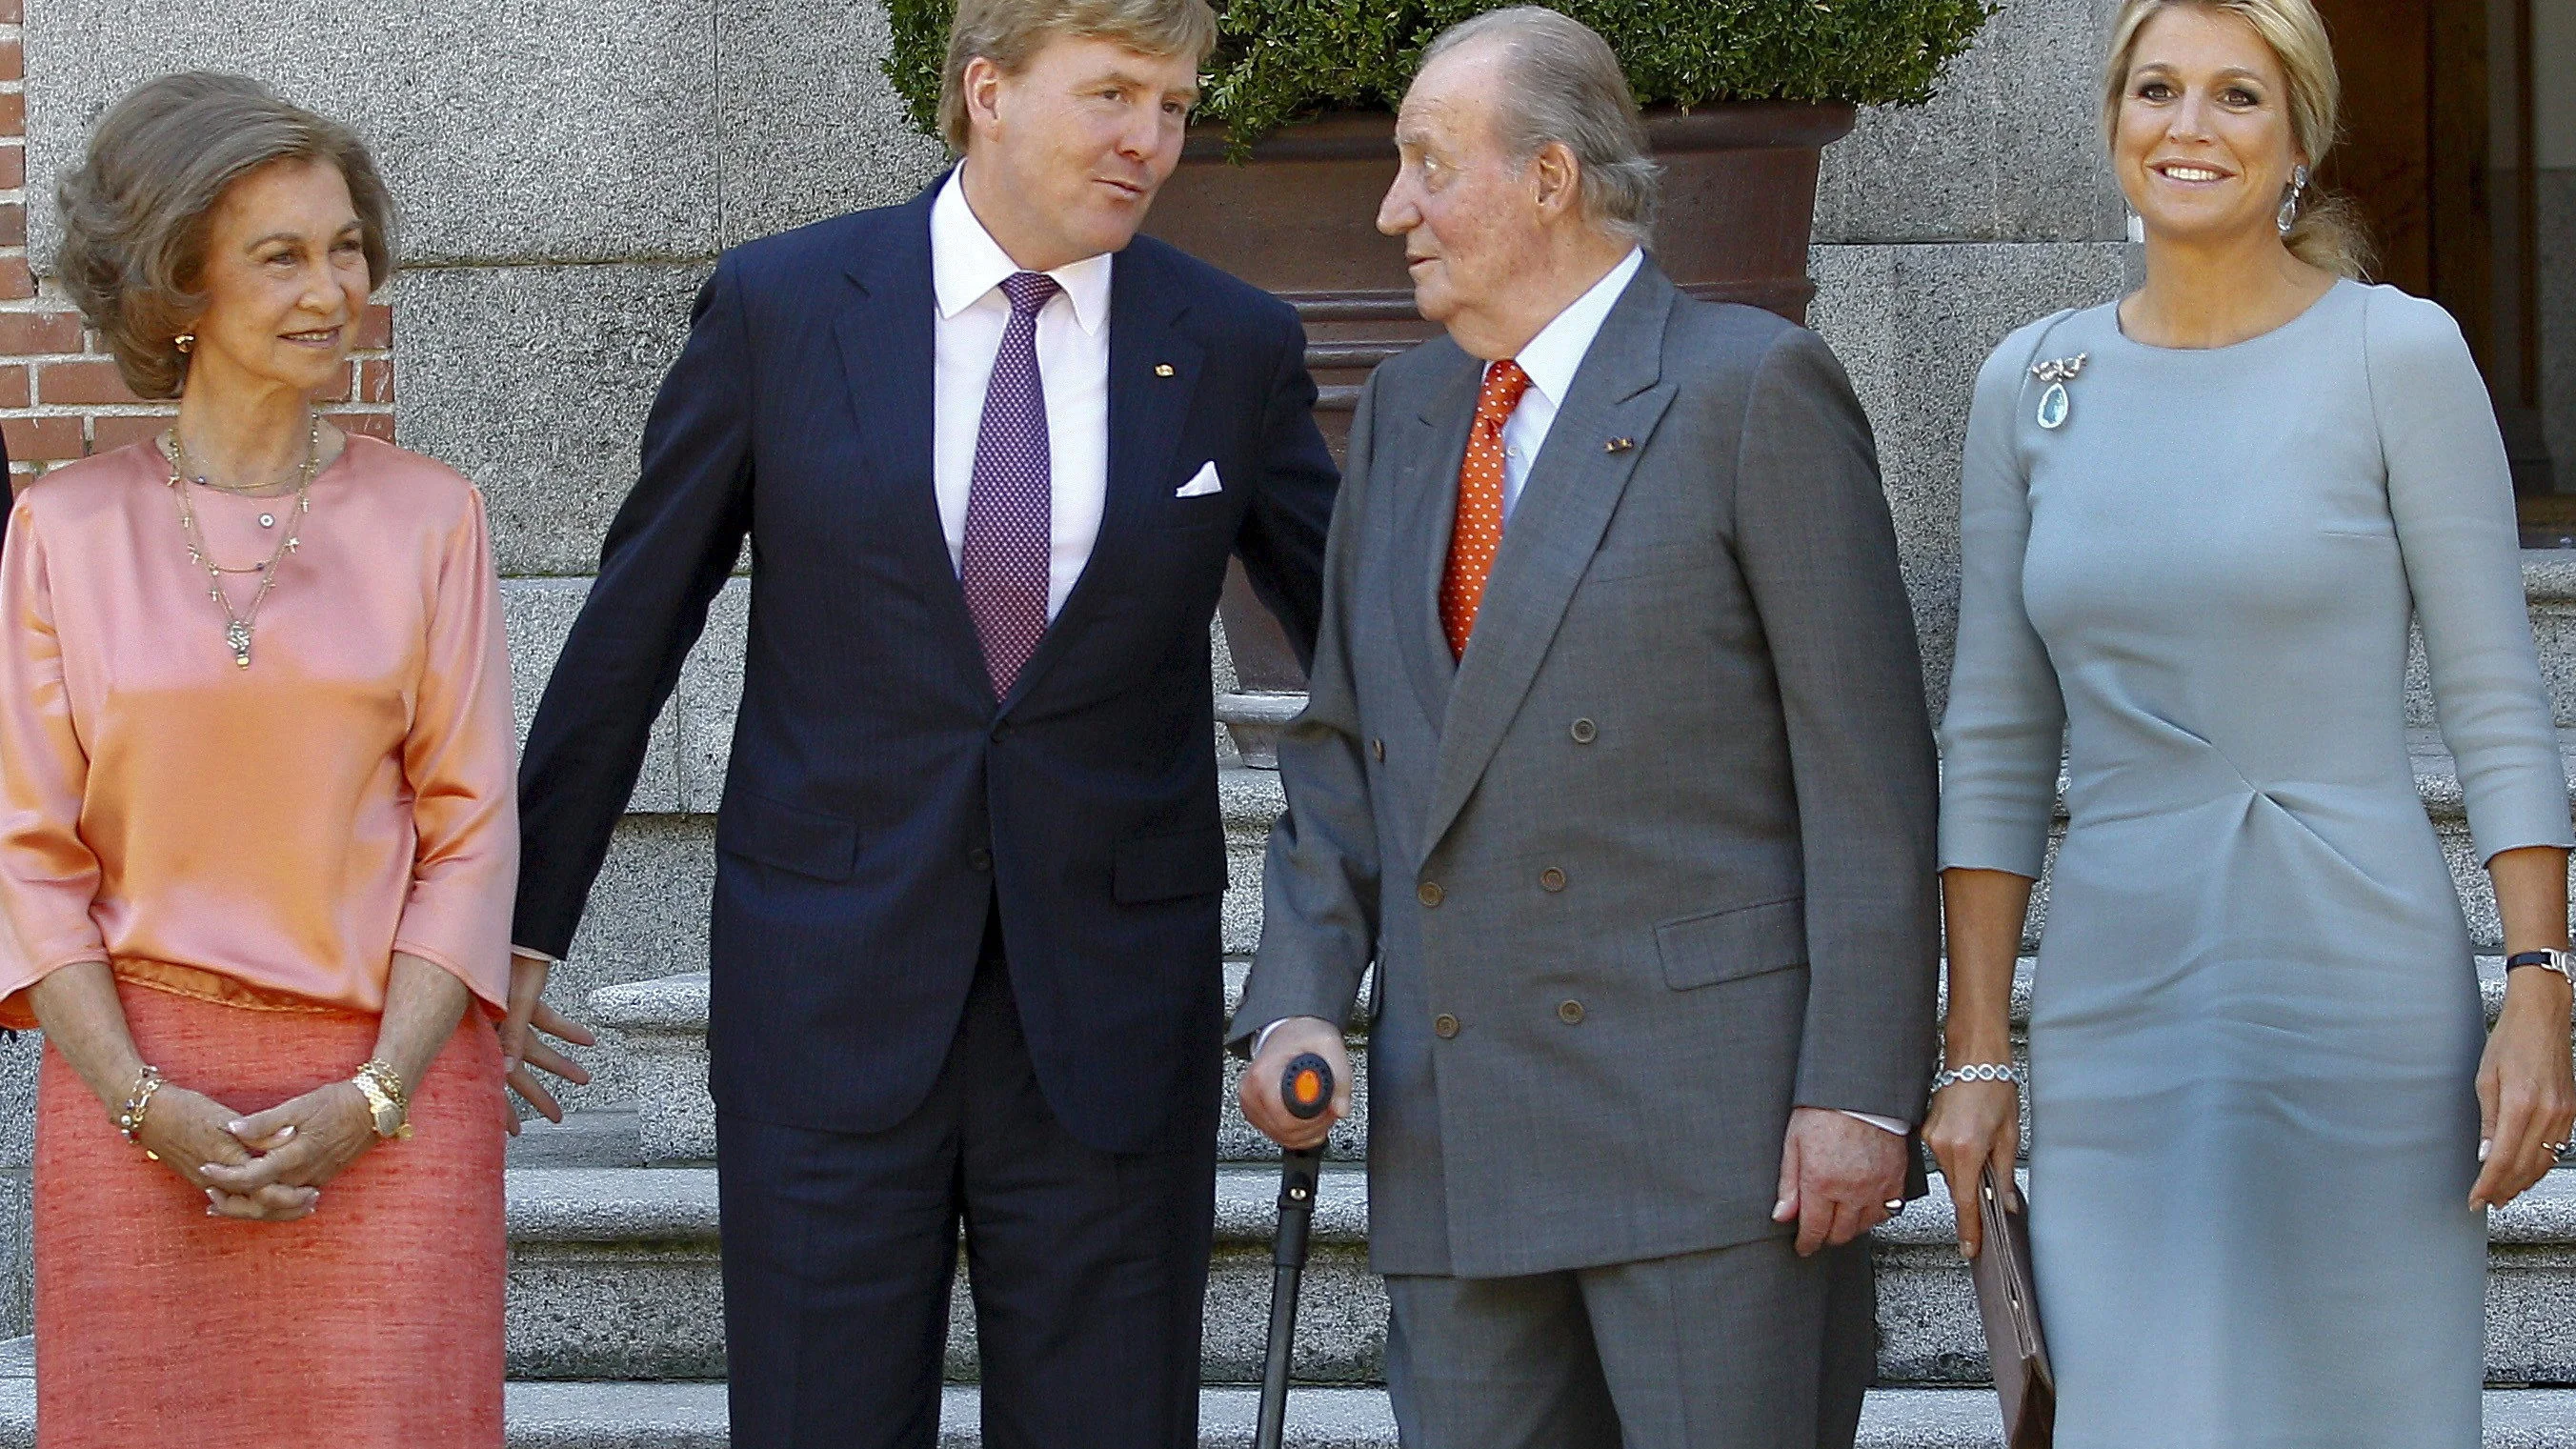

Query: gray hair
1419,7,1660,244
54,72,394,400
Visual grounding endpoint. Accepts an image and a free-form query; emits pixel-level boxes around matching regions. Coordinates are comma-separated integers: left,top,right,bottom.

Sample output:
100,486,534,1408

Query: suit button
1570,718,1598,744
1418,881,1444,908
1540,867,1566,893
1558,999,1585,1025
1433,1013,1459,1038
968,846,993,872
1371,738,1386,762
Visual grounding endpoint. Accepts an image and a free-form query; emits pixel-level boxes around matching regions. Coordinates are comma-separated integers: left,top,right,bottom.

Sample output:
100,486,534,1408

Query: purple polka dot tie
961,271,1062,697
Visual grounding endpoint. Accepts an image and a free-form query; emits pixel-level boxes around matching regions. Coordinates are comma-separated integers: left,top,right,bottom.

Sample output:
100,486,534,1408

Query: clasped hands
131,953,596,1222
143,1076,378,1222
1240,1016,1908,1256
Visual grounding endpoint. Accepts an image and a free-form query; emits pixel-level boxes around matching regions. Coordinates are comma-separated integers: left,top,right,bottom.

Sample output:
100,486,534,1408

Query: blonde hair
938,0,1218,152
2102,0,2373,278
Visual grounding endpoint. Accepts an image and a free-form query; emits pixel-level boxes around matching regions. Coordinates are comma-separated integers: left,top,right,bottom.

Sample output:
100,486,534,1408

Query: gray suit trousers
1383,1237,1875,1449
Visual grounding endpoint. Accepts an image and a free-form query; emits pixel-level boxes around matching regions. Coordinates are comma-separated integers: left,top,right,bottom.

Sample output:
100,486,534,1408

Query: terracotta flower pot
1139,102,1857,764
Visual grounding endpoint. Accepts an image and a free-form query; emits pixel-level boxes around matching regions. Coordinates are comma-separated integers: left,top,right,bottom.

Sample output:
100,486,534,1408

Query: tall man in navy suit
508,0,1338,1441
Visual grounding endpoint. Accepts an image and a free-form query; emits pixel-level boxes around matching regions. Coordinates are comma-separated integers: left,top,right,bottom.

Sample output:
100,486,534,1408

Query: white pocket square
1176,461,1224,498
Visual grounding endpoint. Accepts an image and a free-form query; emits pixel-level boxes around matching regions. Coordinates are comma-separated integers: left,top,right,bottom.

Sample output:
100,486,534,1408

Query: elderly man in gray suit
1232,10,1941,1446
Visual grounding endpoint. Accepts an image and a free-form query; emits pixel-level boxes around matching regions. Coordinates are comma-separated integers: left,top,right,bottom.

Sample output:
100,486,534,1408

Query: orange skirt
33,978,506,1448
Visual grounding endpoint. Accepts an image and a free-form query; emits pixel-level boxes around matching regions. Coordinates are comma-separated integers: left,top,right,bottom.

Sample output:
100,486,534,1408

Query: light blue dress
1939,279,2572,1448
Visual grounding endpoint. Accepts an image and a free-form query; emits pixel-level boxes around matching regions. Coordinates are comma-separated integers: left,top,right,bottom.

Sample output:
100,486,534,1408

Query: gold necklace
162,423,318,497
164,415,320,669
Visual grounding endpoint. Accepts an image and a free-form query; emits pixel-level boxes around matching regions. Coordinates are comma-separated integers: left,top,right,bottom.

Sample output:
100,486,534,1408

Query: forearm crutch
1253,1051,1335,1449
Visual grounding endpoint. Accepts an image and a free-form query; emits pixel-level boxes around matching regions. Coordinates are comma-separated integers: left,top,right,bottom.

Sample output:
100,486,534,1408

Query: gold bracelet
114,1065,165,1161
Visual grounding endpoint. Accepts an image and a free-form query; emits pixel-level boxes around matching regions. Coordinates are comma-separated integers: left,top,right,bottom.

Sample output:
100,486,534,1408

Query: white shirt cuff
1840,1110,1911,1136
512,946,560,966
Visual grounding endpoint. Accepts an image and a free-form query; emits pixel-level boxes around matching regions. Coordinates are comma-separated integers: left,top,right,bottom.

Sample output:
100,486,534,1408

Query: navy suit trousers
715,900,1218,1449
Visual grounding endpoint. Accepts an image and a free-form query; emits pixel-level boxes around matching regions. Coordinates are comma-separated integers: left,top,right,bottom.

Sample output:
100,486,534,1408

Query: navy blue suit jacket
513,184,1338,1154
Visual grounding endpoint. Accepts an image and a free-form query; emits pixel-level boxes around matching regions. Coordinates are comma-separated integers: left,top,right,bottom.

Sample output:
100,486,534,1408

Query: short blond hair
938,0,1218,152
2103,0,2371,278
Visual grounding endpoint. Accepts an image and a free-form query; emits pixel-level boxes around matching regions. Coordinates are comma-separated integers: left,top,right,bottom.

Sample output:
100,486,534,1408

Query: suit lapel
1417,266,1681,865
998,243,1203,715
832,186,989,675
1390,350,1482,735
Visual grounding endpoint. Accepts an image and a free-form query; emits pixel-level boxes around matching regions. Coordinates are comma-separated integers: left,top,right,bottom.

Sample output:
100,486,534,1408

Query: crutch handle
1280,1052,1335,1120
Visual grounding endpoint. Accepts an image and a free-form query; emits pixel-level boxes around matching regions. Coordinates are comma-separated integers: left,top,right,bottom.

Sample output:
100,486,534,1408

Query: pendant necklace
2030,353,2087,430
162,416,322,669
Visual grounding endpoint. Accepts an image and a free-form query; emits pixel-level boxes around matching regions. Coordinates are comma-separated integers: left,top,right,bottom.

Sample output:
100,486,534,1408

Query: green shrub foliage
883,0,1994,151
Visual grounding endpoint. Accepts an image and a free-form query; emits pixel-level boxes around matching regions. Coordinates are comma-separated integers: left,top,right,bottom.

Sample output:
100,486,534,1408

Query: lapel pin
2029,352,2086,430
1605,437,1635,454
1155,363,1176,377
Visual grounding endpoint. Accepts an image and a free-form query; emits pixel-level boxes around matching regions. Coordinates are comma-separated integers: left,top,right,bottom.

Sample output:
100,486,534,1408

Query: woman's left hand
2472,971,2576,1210
198,1080,381,1218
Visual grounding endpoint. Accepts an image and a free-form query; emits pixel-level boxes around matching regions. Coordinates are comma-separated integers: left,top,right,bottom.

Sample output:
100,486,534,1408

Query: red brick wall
0,13,395,485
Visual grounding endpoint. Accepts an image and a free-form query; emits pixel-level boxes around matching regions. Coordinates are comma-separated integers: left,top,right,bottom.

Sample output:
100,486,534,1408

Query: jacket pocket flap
1114,827,1229,904
1655,896,1806,990
715,791,858,881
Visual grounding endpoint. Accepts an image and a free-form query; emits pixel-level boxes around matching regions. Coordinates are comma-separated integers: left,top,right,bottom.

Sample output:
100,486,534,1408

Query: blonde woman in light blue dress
1924,2,2576,1446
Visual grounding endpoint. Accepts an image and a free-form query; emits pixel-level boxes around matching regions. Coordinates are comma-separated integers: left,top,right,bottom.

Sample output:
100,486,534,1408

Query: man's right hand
1239,1016,1353,1151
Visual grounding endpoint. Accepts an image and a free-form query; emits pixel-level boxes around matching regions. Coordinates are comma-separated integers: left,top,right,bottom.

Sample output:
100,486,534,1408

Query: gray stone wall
1808,0,2131,709
5,0,2123,1331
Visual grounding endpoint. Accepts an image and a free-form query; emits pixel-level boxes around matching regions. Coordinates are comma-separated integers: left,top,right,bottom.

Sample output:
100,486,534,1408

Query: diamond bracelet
1930,1061,2023,1094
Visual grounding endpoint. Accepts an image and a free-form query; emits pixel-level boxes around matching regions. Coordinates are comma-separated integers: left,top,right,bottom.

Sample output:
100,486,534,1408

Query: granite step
3,1351,2572,1449
501,1156,2576,1388
589,967,1374,1167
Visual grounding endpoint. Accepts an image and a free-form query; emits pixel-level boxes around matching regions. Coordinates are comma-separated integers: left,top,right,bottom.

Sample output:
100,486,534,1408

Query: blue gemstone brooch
2030,353,2086,430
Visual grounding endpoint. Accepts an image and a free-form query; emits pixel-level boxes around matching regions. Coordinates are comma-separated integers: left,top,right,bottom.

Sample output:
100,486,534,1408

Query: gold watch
352,1060,413,1140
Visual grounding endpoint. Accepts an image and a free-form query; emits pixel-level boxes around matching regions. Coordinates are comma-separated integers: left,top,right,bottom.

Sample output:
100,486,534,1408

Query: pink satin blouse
0,436,516,1027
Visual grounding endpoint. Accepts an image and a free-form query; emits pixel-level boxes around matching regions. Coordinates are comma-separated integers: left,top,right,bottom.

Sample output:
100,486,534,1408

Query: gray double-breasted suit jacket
1232,259,1942,1279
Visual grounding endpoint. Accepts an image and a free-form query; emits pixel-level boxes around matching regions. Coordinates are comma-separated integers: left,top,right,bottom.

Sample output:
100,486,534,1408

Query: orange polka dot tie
1440,358,1533,659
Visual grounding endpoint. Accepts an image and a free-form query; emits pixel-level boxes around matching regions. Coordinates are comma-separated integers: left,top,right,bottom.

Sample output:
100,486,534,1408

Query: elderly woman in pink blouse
0,73,583,1446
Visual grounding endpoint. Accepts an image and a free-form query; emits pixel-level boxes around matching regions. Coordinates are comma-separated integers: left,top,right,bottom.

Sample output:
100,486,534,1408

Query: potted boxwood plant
884,0,1992,757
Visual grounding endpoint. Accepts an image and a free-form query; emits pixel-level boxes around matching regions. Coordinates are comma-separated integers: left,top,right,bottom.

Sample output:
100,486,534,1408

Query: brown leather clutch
1971,1162,2055,1448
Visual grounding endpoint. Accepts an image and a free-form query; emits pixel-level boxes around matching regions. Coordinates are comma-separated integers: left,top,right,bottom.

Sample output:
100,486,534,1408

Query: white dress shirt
931,166,1115,620
1259,249,1913,1139
1493,246,1642,522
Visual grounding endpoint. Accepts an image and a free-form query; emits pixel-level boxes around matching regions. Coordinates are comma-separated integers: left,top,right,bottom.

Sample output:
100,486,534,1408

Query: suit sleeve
513,255,757,957
1730,327,1942,1123
1230,311,1339,668
1228,370,1379,1053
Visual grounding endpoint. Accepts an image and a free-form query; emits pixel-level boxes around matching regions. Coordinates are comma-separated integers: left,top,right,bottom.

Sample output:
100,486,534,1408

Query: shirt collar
1503,247,1644,408
931,166,1114,335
